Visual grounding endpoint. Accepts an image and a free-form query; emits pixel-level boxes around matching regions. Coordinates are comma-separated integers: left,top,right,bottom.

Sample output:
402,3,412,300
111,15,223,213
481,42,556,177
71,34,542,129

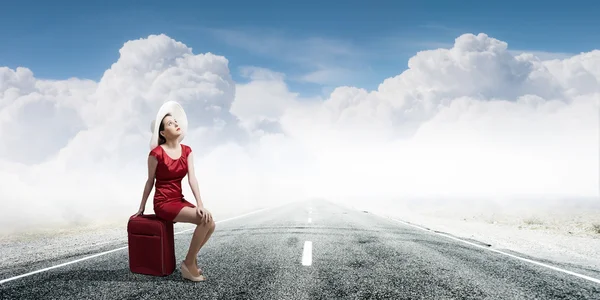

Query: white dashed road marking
302,241,313,266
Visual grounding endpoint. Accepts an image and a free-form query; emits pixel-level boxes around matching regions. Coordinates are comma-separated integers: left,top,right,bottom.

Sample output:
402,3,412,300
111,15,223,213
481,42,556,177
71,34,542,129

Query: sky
1,0,599,95
0,0,599,234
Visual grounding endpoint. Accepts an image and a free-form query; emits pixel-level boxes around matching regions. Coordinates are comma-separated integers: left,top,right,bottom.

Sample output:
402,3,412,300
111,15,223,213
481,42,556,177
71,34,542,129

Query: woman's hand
196,206,213,224
133,207,144,217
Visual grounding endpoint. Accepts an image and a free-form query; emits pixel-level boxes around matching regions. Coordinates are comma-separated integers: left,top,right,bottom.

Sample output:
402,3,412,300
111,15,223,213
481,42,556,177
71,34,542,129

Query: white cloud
203,27,362,65
0,32,598,235
297,66,362,86
509,49,576,61
203,27,367,86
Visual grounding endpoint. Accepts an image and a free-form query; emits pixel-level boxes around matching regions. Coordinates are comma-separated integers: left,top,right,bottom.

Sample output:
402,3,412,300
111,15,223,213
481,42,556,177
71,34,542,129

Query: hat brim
150,101,188,150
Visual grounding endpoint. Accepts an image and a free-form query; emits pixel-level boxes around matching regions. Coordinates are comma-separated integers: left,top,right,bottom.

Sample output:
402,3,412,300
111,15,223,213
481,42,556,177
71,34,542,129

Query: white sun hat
149,100,188,150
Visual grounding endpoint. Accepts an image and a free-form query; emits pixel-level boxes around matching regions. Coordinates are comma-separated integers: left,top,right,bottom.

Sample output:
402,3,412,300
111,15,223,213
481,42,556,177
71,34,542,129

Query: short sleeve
149,147,161,159
184,144,192,158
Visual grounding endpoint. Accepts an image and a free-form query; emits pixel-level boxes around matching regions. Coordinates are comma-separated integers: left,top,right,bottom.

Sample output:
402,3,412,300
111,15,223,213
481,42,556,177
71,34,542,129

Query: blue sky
1,0,599,96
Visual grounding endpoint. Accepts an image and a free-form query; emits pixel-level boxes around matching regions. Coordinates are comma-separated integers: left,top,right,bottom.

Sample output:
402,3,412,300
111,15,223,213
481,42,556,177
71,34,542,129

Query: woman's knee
201,219,215,229
192,217,215,228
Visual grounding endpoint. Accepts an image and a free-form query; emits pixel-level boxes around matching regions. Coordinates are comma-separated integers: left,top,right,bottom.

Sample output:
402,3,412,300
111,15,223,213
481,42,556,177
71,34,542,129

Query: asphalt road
1,200,599,299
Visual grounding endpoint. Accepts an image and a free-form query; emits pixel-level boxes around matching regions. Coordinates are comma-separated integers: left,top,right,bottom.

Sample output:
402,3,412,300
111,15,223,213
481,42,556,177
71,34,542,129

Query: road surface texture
1,200,599,299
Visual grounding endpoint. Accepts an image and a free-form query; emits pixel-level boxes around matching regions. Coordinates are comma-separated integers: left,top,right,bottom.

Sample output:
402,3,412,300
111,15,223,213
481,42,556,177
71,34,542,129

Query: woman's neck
163,140,179,149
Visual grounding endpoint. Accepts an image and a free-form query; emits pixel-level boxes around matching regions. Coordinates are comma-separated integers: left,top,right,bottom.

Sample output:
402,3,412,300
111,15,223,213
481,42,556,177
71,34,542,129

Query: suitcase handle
129,213,153,220
128,213,174,224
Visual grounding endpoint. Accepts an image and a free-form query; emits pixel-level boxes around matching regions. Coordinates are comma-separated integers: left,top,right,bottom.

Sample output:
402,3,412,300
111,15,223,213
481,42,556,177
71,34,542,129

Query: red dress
149,144,196,221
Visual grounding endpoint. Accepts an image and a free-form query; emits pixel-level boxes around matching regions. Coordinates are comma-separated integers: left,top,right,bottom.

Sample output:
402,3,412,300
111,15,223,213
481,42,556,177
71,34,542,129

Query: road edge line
0,202,292,285
331,201,600,285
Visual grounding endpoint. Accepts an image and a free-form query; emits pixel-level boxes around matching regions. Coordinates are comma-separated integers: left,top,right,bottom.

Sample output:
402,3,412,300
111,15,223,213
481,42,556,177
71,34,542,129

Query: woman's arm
187,152,204,208
138,155,158,211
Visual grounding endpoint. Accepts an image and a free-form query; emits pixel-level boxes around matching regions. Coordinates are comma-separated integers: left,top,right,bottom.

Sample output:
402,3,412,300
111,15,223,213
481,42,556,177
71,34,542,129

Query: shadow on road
44,268,184,283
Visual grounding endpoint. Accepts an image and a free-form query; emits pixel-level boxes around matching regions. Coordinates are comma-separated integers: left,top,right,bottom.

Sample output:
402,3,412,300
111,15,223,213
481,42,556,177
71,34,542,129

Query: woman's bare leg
173,207,214,277
199,221,216,249
185,222,212,264
194,221,216,272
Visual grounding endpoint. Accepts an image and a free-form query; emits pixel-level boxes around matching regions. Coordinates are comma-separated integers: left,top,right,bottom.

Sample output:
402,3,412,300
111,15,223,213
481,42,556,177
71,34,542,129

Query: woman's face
160,115,182,140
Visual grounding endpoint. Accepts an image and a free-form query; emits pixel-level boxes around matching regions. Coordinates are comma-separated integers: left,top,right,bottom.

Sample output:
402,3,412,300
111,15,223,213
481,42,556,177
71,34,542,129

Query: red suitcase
127,214,176,276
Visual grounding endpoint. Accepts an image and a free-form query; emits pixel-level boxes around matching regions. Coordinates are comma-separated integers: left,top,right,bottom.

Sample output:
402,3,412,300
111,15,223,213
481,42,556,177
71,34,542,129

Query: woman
134,101,215,282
